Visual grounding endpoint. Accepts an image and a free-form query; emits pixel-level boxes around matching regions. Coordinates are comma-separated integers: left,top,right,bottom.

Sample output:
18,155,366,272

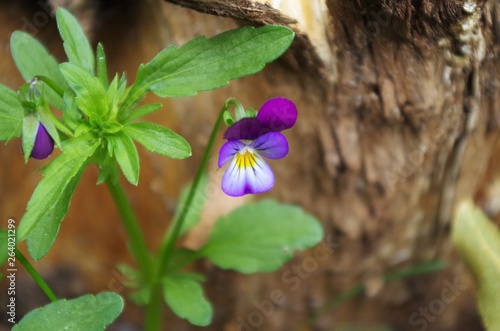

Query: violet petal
218,139,246,168
250,132,289,160
223,117,269,141
221,149,274,197
30,124,54,159
256,97,297,132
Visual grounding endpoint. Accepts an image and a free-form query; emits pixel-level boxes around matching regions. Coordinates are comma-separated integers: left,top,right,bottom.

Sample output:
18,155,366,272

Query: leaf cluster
128,198,324,326
0,7,321,330
0,8,294,261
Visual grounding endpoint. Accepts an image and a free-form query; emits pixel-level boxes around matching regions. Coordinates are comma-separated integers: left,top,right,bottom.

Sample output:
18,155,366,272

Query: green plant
0,8,323,330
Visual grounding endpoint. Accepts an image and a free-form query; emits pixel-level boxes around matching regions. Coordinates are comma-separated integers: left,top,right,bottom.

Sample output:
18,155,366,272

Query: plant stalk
105,179,152,279
35,75,65,97
144,99,229,331
16,248,58,302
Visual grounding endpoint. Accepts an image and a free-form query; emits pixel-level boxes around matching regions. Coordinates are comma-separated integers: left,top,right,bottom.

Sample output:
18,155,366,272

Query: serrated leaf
452,200,500,330
60,63,108,121
106,131,139,185
122,25,294,110
26,173,82,259
201,200,323,273
10,31,66,109
17,135,99,259
56,7,95,75
13,292,123,331
123,122,191,159
175,175,209,235
163,274,213,326
0,84,24,141
121,103,162,123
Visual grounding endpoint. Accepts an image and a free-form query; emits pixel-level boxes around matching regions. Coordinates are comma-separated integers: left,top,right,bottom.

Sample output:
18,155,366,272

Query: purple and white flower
218,97,297,197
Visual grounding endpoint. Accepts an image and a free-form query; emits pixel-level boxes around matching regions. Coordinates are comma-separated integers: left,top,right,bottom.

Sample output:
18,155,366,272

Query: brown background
1,0,499,330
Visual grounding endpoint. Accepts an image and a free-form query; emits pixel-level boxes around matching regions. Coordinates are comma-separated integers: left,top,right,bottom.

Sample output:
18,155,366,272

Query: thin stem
16,248,58,302
105,178,152,279
35,76,65,97
144,292,163,331
300,260,448,330
144,98,229,331
157,100,227,277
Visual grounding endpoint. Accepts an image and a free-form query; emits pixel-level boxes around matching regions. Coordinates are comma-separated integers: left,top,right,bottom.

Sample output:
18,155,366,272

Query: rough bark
1,0,499,330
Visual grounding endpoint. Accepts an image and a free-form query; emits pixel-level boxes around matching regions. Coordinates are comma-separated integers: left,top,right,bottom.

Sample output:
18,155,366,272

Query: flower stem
16,248,58,302
158,100,227,276
105,178,152,279
35,76,65,97
144,291,163,331
144,99,229,331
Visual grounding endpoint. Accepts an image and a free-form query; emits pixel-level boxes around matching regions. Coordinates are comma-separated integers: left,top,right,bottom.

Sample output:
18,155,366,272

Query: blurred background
1,0,499,330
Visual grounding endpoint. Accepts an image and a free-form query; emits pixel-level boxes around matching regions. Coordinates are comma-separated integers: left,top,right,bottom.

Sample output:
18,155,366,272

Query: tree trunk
1,0,499,330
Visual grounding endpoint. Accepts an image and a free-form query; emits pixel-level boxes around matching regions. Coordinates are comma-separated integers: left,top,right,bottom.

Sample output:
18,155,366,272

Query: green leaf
26,173,82,260
123,122,191,159
95,150,119,185
245,108,258,118
21,113,40,163
452,200,500,330
223,111,235,126
107,131,140,185
130,287,152,306
62,90,82,130
56,7,95,75
201,200,323,273
96,43,108,88
13,292,123,331
17,135,99,259
106,74,128,120
163,274,213,326
121,103,162,123
0,84,23,141
38,104,62,149
101,121,122,134
166,248,201,271
107,74,119,112
175,175,209,235
123,25,294,110
10,31,66,109
60,63,108,122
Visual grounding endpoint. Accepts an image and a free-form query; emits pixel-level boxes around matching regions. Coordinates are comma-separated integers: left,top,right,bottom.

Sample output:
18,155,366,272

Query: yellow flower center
236,148,257,169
